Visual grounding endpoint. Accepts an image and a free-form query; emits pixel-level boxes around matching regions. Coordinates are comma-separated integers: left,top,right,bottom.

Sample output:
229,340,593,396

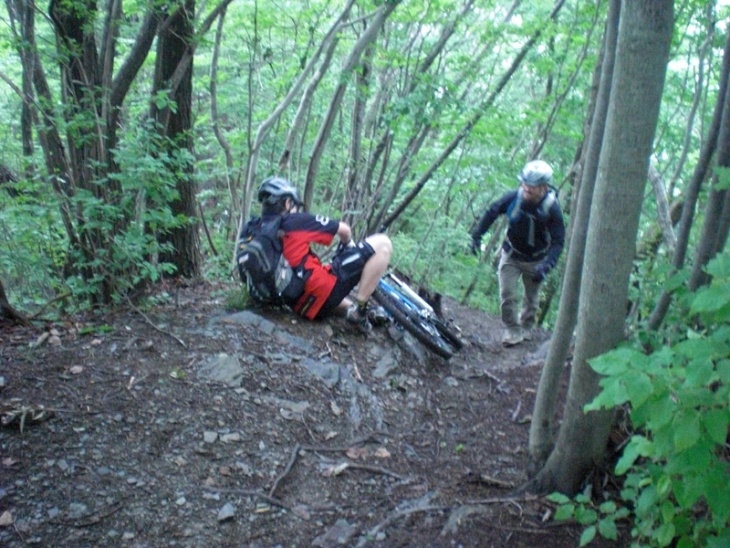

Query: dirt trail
0,282,597,547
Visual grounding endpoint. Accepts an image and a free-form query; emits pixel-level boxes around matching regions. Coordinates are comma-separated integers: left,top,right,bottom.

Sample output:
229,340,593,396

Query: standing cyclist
255,177,392,334
470,160,565,346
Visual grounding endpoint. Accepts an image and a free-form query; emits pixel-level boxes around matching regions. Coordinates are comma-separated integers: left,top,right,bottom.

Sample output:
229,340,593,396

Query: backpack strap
506,188,524,222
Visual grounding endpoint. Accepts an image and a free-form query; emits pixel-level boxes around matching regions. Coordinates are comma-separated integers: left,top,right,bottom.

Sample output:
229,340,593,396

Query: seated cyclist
257,176,392,333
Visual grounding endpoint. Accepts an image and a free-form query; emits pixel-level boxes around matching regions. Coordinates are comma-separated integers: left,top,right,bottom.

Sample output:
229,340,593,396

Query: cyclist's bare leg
355,234,392,303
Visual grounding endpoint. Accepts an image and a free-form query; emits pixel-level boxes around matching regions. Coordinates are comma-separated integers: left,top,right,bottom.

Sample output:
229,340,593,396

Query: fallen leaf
2,457,17,467
324,431,338,441
322,463,349,477
345,447,368,460
69,366,84,375
32,332,50,347
374,447,391,459
330,401,342,416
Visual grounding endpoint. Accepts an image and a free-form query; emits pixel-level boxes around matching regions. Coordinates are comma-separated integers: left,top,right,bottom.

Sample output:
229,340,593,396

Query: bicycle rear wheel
373,285,459,359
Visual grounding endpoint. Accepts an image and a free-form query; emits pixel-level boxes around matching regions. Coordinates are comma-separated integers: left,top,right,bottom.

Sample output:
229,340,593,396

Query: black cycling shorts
317,240,376,317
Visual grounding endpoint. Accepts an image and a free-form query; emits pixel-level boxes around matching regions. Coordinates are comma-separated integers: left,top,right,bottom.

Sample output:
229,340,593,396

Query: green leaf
718,359,730,383
636,485,658,518
704,249,730,277
690,284,730,314
554,504,575,521
644,401,676,433
656,522,676,547
666,439,712,476
579,525,597,546
702,408,729,445
598,500,617,514
616,441,640,475
684,360,716,388
673,474,703,509
675,339,720,362
657,474,672,498
547,492,571,504
705,466,730,520
575,507,598,525
586,378,628,411
589,347,640,375
598,517,618,540
672,411,701,452
624,370,654,407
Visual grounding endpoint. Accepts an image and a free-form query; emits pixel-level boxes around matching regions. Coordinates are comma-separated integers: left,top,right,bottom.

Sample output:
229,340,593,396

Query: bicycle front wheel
373,285,459,360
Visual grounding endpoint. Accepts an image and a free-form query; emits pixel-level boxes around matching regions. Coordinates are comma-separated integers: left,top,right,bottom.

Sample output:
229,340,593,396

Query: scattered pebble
217,502,236,522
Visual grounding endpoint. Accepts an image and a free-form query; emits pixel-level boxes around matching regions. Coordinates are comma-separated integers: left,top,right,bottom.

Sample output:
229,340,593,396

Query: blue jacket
472,188,565,268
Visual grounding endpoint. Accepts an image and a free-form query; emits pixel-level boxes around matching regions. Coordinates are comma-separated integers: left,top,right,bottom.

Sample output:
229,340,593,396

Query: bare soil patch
1,281,600,547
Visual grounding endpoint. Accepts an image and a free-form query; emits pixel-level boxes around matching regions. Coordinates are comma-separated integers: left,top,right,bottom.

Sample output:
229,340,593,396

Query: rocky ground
0,281,612,547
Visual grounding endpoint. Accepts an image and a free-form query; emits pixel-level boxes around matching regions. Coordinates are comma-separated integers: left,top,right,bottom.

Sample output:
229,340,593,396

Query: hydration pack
236,216,306,305
506,185,558,223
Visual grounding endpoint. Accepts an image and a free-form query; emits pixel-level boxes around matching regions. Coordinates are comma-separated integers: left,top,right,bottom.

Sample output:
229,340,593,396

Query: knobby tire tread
429,315,464,350
373,286,456,360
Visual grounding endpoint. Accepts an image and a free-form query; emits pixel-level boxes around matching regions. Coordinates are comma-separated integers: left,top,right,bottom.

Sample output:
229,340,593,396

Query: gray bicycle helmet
518,160,553,187
257,177,301,205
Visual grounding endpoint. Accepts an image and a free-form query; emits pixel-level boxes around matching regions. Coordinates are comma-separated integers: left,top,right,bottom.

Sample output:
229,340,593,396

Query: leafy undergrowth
0,281,619,547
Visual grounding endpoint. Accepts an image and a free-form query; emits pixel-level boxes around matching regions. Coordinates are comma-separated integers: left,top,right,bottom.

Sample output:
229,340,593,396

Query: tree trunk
153,0,201,278
648,31,730,329
379,0,567,232
530,0,673,494
209,7,236,234
0,278,29,326
343,37,372,226
277,0,355,178
688,73,730,290
529,0,620,470
303,1,400,211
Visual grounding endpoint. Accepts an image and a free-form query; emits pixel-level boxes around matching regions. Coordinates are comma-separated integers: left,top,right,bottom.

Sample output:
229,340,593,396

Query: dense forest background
1,1,729,545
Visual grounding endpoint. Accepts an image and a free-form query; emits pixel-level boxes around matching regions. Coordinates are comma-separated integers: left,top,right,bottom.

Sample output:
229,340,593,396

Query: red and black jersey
274,212,340,319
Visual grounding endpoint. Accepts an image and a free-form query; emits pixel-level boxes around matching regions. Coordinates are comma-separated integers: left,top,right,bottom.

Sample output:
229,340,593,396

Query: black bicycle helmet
518,160,553,187
257,176,301,205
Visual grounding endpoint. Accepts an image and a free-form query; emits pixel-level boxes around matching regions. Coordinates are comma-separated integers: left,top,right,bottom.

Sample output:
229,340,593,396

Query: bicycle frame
378,272,434,315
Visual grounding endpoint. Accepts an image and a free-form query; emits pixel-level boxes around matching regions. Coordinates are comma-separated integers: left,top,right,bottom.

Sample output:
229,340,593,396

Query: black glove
469,238,480,256
532,262,550,283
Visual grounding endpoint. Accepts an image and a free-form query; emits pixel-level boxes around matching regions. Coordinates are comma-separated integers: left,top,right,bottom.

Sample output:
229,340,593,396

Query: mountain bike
372,271,463,360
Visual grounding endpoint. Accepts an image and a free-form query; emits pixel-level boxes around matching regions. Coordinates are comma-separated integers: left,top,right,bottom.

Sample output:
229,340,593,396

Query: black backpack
236,216,307,305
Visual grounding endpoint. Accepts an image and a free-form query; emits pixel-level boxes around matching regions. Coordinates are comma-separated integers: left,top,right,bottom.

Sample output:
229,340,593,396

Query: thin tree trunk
529,0,620,470
647,164,677,256
343,38,372,226
277,0,355,178
303,1,400,211
209,6,237,234
379,0,567,231
530,0,672,494
648,30,730,329
688,76,730,290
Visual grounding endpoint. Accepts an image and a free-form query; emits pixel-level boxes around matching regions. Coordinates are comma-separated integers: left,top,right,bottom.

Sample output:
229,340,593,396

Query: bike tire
373,285,458,360
429,315,464,350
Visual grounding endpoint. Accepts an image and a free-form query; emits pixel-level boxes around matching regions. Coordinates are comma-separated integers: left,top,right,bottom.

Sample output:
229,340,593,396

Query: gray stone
198,353,244,387
299,357,340,388
217,502,236,522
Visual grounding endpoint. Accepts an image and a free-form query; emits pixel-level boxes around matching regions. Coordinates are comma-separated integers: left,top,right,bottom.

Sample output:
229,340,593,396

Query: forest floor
0,280,622,547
